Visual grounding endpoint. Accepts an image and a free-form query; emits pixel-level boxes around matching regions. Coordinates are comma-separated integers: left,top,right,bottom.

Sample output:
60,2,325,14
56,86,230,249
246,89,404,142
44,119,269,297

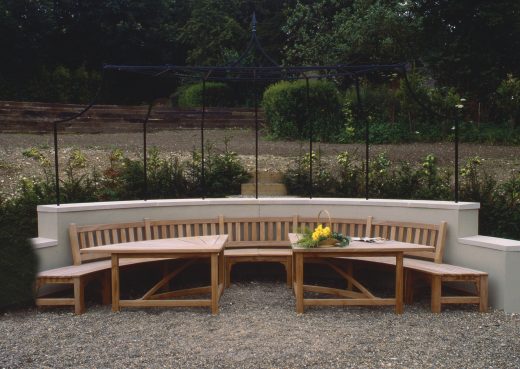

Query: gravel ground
1,130,520,196
1,281,519,369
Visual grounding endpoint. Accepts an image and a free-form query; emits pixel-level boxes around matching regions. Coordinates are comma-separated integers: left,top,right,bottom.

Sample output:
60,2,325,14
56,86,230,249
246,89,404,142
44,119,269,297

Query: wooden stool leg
101,271,111,305
479,275,488,313
404,270,414,304
225,260,233,288
73,277,85,315
285,257,293,288
431,275,442,313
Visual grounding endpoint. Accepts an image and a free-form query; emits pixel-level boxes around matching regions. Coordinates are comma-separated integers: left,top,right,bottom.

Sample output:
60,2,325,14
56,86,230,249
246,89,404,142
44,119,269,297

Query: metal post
306,77,312,199
254,71,259,199
454,115,459,203
143,102,153,201
201,78,206,199
53,121,60,205
355,77,369,200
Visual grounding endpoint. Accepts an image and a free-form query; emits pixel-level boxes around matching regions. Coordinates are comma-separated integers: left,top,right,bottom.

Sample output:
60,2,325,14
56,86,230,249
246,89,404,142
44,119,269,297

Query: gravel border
1,281,519,369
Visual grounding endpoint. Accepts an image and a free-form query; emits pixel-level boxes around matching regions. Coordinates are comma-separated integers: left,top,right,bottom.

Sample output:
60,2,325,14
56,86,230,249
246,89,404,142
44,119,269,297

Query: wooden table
289,233,434,314
82,235,228,314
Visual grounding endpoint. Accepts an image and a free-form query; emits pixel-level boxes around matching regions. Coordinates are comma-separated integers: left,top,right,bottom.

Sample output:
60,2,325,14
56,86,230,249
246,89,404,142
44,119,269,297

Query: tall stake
201,78,206,199
355,77,369,200
143,102,153,201
454,115,459,203
306,77,312,198
53,121,60,205
254,71,259,199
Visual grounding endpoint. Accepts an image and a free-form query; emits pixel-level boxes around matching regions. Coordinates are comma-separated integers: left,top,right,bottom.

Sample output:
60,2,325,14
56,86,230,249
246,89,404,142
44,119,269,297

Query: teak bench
35,221,163,314
343,219,488,312
35,214,488,314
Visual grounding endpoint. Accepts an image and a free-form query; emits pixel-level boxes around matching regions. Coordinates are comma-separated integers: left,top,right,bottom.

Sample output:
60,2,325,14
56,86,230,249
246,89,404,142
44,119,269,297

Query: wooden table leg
295,253,304,314
111,254,120,312
395,252,404,314
211,253,218,315
218,250,224,289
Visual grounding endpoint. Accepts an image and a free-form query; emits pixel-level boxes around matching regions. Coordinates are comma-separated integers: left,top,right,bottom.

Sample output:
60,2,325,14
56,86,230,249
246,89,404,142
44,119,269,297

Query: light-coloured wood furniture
82,235,227,314
290,233,435,314
35,215,488,314
35,221,162,314
222,216,295,287
221,215,369,287
345,219,488,312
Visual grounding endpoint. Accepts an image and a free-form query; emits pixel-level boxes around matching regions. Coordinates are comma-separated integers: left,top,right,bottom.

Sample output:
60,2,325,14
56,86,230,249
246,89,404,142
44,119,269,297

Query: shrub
495,74,520,129
0,198,38,310
176,82,234,107
262,80,344,141
28,65,101,103
335,151,364,197
185,139,251,197
283,148,337,197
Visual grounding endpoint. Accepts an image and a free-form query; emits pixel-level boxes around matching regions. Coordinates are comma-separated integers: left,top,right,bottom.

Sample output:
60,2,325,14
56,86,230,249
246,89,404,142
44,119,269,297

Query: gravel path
1,281,519,369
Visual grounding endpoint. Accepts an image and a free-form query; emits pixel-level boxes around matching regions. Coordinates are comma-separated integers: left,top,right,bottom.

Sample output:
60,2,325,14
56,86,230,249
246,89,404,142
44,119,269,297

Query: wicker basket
316,210,338,247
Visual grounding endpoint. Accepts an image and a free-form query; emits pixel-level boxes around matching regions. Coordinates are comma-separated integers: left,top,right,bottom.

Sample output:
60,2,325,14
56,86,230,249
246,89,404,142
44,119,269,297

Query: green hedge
176,82,234,107
262,80,344,141
0,199,38,310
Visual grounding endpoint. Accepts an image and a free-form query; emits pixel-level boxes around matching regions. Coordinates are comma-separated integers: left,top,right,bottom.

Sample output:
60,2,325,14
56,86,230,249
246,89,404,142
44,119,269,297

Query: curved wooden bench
36,214,489,314
35,221,165,314
342,219,488,312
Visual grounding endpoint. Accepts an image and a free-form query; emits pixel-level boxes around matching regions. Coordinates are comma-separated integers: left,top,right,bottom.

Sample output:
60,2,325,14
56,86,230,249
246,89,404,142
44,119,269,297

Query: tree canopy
1,0,519,112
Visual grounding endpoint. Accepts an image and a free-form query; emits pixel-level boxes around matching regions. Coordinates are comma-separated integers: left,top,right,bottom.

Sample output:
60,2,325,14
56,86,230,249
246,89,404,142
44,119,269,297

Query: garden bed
1,129,519,197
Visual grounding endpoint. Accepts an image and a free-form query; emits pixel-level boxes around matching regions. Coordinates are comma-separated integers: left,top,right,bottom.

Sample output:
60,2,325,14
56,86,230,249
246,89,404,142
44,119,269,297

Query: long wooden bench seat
342,219,488,312
221,216,369,288
35,221,166,314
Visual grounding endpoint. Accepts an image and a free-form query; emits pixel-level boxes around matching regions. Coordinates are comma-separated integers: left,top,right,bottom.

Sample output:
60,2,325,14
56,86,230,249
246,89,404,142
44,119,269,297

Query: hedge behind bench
0,203,38,310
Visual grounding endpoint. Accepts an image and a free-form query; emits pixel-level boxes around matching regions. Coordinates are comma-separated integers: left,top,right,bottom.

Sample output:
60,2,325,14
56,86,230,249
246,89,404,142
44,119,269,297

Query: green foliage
335,151,364,197
263,80,343,141
283,149,337,197
283,0,422,65
0,197,39,310
176,82,234,107
27,65,101,103
0,208,38,310
186,139,251,197
412,0,520,100
495,74,520,129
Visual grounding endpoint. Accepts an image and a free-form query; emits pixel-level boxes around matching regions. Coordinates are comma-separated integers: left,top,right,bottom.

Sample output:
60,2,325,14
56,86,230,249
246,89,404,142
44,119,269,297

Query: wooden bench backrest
69,221,147,265
367,219,447,263
297,217,370,238
222,216,297,249
146,217,222,240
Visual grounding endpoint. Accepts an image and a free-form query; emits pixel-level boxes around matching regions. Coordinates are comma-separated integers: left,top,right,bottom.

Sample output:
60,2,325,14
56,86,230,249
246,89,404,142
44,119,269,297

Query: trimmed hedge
176,82,234,107
0,199,38,310
262,80,344,141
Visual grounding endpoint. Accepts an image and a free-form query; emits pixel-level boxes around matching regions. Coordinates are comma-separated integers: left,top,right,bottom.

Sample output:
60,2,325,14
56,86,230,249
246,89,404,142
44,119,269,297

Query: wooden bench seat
342,219,488,312
35,221,166,314
36,257,164,314
224,248,293,287
344,256,488,312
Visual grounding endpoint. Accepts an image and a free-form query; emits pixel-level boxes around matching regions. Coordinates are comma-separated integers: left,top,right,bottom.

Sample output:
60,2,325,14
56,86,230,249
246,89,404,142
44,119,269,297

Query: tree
411,0,520,100
283,0,423,65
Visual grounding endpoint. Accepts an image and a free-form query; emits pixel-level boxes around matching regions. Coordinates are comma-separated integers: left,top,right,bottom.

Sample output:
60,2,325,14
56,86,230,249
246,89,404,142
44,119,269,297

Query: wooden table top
289,233,434,253
81,235,228,255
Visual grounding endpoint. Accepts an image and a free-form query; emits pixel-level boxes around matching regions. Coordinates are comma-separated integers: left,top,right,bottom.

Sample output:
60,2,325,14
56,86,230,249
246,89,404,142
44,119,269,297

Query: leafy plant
176,82,234,107
263,80,344,141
